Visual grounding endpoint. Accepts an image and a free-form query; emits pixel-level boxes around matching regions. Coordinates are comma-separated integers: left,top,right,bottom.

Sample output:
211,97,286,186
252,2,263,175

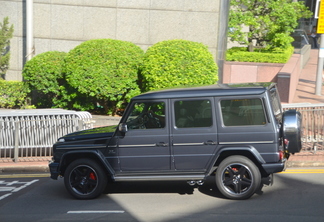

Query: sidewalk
1,49,324,174
285,49,324,167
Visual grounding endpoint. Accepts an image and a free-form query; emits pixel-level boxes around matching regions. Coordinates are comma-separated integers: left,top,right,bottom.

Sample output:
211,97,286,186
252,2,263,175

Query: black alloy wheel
215,155,261,200
64,158,107,199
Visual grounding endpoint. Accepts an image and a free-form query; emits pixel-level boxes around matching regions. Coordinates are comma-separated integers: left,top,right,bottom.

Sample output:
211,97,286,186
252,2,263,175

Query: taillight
284,139,289,146
279,150,284,160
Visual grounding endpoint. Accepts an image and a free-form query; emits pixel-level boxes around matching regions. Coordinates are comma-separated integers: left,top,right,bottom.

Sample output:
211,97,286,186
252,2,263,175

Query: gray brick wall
0,0,222,81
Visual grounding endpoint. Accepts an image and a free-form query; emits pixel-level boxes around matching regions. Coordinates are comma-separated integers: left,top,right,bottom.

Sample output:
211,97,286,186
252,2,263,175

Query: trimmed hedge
64,39,144,115
0,79,30,108
140,39,218,92
22,51,67,107
226,46,294,63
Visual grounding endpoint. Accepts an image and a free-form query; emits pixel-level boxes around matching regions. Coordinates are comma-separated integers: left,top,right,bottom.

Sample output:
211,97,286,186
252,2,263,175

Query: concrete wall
277,54,301,103
0,0,221,81
223,62,284,84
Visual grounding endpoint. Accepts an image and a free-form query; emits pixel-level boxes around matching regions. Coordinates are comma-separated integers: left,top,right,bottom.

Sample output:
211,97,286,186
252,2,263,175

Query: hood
59,125,117,142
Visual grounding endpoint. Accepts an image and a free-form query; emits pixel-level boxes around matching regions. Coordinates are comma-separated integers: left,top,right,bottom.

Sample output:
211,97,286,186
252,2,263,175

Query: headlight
58,138,65,142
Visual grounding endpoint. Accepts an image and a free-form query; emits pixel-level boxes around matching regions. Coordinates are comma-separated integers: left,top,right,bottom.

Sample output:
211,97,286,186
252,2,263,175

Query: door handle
156,142,168,147
204,140,216,145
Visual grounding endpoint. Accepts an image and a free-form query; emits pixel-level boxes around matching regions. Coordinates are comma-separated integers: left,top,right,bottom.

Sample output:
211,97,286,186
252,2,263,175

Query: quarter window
221,99,266,126
174,100,212,128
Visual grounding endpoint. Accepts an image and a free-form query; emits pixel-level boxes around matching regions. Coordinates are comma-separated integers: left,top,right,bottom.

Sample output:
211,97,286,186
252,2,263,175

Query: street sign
317,0,324,33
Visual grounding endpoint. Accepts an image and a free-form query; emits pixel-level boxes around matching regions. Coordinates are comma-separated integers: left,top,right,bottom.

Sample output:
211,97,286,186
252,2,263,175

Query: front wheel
215,155,261,200
64,158,107,199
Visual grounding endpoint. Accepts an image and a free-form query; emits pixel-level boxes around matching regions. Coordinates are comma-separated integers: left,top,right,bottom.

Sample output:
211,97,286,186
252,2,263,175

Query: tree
140,39,218,92
228,0,312,50
64,39,144,115
0,17,14,78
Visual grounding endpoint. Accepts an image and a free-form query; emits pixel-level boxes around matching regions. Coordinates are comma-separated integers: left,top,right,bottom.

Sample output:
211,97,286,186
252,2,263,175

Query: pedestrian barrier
283,103,324,153
0,109,93,162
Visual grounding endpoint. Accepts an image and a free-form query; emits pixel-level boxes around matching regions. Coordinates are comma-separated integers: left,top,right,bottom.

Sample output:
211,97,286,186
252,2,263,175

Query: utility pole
316,35,324,95
26,0,34,61
315,0,324,95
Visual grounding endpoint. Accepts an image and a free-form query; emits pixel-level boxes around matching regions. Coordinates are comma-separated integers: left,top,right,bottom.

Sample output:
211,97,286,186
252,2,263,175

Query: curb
0,166,49,174
286,161,324,168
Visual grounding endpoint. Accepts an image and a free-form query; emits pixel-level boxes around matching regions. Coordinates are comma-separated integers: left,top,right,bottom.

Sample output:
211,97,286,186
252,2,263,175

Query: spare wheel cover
283,110,302,153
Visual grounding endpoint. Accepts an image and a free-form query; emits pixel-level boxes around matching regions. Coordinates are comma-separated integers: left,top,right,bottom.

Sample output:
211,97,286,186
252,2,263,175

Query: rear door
216,96,278,163
171,98,217,171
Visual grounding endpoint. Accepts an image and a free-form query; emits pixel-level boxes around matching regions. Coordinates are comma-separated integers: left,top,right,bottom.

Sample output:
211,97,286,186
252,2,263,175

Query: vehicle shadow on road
197,175,227,199
104,180,196,195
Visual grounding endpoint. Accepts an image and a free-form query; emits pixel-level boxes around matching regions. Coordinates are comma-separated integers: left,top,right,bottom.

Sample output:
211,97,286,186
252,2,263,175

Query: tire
64,158,108,199
215,155,261,200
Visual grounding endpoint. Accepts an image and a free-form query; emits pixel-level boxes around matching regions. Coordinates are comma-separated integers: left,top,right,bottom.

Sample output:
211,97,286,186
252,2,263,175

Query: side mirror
119,123,128,133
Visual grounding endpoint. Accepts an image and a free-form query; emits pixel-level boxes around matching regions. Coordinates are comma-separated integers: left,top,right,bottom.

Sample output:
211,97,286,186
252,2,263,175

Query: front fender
59,150,115,177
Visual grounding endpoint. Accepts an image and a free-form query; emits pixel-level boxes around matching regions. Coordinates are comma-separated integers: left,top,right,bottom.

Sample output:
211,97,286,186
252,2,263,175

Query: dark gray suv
49,83,302,200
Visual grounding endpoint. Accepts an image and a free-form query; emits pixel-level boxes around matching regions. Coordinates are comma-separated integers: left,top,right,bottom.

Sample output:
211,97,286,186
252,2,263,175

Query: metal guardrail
0,109,93,162
283,103,324,152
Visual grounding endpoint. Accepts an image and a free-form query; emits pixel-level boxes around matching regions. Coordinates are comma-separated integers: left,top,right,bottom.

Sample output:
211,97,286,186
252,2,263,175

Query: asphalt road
0,168,324,222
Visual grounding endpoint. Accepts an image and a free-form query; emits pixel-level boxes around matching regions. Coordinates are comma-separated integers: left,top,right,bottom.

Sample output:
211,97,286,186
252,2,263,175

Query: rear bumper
49,161,60,180
262,159,287,174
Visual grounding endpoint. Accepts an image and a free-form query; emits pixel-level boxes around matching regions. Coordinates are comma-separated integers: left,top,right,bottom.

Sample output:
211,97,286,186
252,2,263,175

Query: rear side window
221,99,266,126
174,100,212,128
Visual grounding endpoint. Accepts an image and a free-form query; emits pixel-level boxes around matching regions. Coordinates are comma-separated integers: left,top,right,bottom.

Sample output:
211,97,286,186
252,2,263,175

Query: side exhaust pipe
187,180,204,186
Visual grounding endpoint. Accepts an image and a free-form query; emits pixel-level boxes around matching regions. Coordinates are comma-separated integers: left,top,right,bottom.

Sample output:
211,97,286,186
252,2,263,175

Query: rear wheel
64,158,107,199
215,155,261,200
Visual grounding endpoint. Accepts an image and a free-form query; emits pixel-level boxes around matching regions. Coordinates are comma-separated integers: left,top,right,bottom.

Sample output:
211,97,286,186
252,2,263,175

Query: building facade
0,0,227,81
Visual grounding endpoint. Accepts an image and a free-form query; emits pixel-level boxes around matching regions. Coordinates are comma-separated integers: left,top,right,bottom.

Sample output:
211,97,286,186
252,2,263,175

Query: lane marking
12,179,38,192
0,179,39,201
67,211,125,214
0,193,12,200
280,169,324,174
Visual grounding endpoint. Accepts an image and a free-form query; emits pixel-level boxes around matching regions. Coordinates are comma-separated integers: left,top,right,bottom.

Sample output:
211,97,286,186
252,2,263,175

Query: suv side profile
49,83,302,200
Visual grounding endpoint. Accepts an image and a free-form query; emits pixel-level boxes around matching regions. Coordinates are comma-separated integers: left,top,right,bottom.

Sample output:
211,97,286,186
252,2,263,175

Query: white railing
283,103,324,152
0,109,93,162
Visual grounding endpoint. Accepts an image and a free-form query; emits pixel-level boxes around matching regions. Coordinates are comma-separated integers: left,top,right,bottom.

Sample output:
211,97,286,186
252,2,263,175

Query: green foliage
0,17,14,77
229,0,312,50
0,79,30,108
226,46,294,63
22,51,67,108
140,39,218,92
64,39,144,115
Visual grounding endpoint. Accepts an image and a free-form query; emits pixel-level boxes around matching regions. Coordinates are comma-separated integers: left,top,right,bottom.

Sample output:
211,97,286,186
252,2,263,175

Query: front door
117,100,171,171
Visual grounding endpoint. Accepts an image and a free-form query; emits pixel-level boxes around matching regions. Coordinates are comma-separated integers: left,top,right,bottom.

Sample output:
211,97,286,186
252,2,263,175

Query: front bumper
49,161,60,180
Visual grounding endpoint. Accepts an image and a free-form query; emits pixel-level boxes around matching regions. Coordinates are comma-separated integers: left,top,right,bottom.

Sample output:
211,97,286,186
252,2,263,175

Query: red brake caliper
89,172,96,180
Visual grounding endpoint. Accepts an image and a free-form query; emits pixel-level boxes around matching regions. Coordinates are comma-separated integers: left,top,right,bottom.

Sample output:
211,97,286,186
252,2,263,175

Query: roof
132,83,272,100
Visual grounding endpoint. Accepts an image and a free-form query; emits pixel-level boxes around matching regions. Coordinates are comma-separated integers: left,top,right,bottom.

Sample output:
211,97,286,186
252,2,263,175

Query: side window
174,100,212,128
221,98,266,126
126,101,165,130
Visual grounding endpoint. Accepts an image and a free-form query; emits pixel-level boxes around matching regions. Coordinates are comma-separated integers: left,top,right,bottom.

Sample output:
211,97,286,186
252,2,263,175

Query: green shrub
64,39,144,115
0,79,30,108
22,51,67,107
226,46,294,63
140,39,218,92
